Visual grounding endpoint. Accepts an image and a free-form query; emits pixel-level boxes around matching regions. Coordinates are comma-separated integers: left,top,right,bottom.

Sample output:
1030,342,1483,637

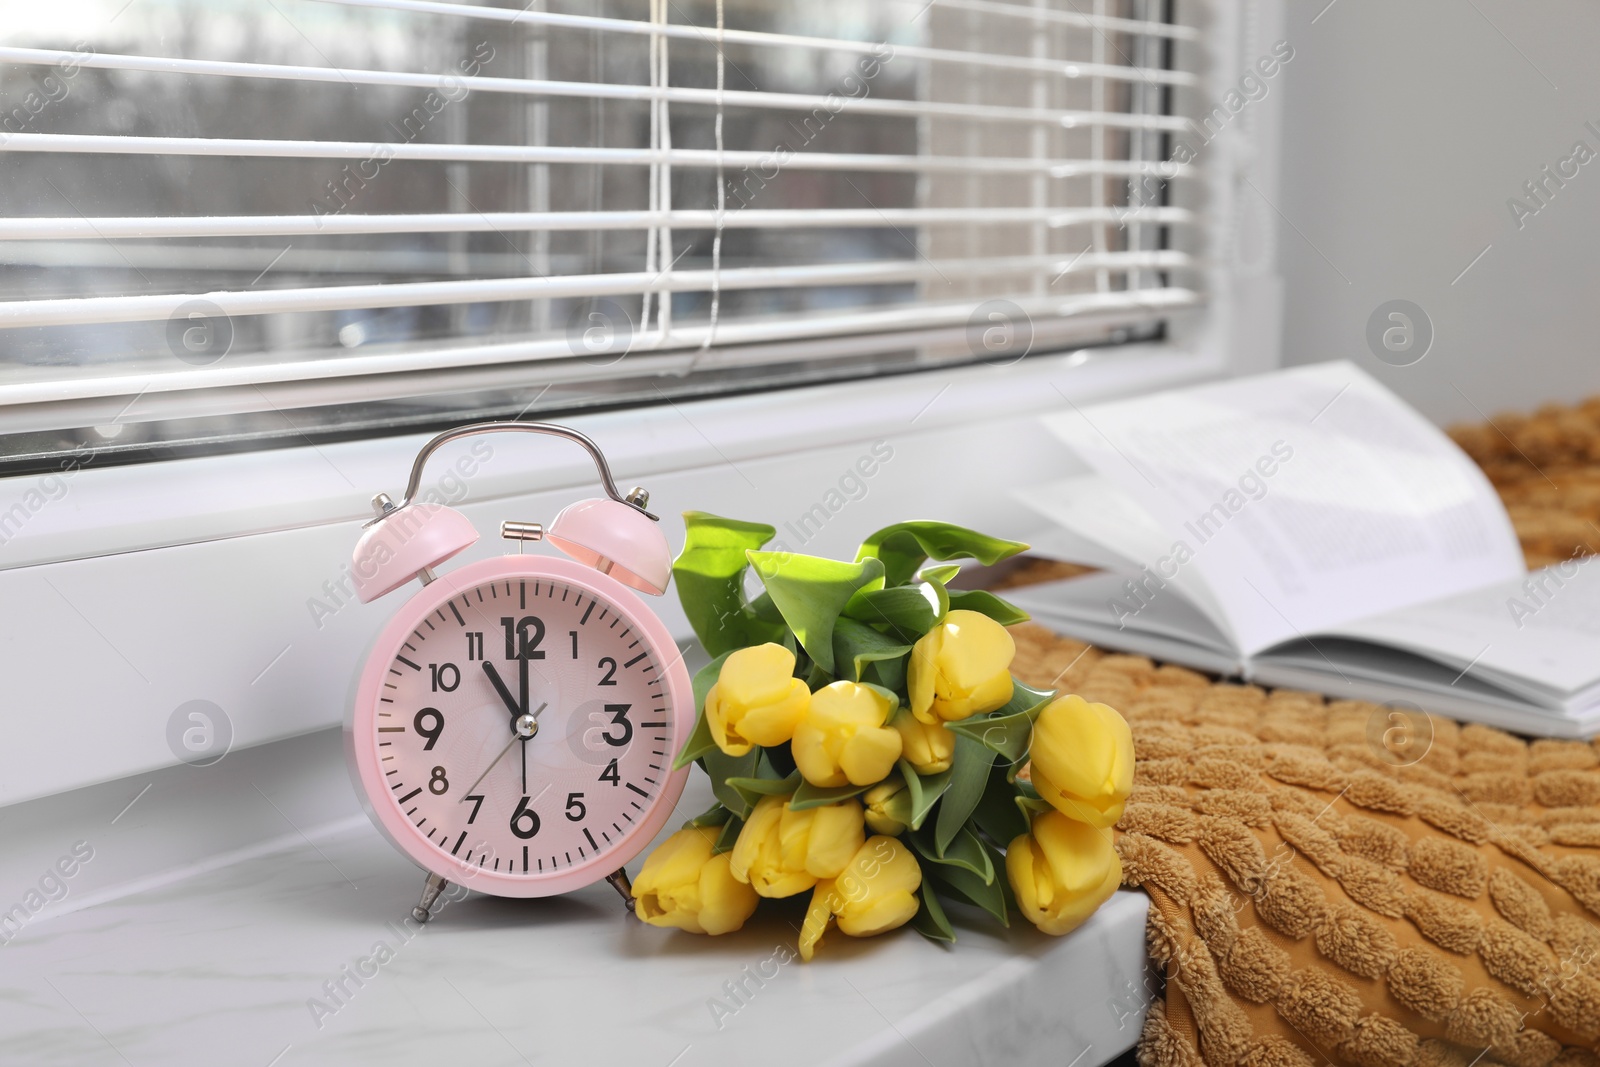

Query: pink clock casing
345,553,694,897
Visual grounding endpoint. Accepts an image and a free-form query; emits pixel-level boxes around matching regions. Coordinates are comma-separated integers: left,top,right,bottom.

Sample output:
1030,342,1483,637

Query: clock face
357,566,680,888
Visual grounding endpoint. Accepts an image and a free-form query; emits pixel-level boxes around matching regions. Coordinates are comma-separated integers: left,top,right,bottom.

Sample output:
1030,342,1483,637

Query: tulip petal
804,802,867,878
792,721,848,789
737,679,811,747
946,671,1013,722
696,853,760,935
729,794,785,885
1028,696,1133,825
720,643,800,705
893,712,954,775
705,686,754,756
799,880,836,961
633,827,722,933
839,727,904,787
836,891,919,937
1006,811,1122,935
935,611,1016,690
1031,764,1125,829
908,628,941,723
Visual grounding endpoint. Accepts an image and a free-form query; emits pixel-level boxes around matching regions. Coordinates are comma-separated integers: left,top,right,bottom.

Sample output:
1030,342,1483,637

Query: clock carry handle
397,421,657,521
354,420,674,601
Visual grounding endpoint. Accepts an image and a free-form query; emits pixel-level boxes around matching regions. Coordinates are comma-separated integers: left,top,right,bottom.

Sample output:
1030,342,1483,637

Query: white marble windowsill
0,730,1153,1067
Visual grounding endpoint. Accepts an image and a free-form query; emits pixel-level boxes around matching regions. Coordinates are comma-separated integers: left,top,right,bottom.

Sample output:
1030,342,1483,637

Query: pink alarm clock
345,422,694,921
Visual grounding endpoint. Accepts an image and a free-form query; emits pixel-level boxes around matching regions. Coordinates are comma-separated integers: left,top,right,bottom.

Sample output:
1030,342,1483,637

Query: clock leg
605,868,636,913
411,872,450,923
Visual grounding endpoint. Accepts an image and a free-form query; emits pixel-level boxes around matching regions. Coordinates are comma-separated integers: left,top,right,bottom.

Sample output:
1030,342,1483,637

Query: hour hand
481,661,522,719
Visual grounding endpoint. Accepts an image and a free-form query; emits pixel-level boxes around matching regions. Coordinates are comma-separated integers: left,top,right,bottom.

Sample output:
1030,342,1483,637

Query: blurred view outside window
0,0,1197,470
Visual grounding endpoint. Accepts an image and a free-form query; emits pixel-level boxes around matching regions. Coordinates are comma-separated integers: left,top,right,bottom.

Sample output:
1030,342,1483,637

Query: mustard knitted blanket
1010,624,1600,1067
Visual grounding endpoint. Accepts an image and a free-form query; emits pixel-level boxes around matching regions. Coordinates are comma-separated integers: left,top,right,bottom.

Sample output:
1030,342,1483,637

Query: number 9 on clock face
346,555,694,897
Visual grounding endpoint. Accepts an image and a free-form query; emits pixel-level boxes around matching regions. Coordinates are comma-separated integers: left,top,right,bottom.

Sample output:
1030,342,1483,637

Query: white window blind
0,0,1201,463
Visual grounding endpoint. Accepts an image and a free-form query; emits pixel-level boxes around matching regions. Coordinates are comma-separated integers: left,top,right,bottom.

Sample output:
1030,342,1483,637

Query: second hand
459,701,548,801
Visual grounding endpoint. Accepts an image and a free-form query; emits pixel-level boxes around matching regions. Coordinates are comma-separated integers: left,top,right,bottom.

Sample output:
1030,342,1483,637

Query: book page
1003,573,1244,676
1309,561,1600,703
1018,475,1237,638
1039,362,1525,655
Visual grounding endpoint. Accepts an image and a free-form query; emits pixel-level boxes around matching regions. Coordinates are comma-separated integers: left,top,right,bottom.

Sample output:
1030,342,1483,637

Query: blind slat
0,131,1191,169
0,206,1194,241
0,289,1200,410
0,47,1184,132
0,251,1193,329
306,0,1197,87
926,0,1199,39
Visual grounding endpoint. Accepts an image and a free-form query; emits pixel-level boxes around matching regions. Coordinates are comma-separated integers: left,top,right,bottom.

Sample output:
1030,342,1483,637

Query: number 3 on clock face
346,554,695,898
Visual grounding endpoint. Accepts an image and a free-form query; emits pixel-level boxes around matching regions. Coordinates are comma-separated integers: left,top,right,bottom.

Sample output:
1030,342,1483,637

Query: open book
1003,362,1600,738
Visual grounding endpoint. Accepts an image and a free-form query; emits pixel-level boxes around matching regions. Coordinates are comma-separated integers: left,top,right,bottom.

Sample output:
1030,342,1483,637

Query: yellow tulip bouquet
630,515,1135,959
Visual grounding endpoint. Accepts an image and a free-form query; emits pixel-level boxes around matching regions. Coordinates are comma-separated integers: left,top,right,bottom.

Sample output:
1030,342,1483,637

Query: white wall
1273,0,1600,424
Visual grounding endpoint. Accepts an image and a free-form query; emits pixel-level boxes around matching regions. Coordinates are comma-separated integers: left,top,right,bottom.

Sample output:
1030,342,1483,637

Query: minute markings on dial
378,574,671,876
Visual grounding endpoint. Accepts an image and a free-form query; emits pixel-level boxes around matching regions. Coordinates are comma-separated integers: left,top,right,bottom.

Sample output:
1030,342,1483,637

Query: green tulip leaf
909,823,994,884
946,588,1031,627
865,654,909,694
943,678,1055,766
761,742,797,780
917,564,963,586
938,824,996,884
804,663,833,692
911,879,957,944
748,590,784,623
672,512,785,656
909,569,952,621
713,813,745,855
789,779,871,811
687,802,732,829
999,677,1058,715
928,859,1009,926
702,746,762,819
747,551,886,675
856,521,1029,589
934,735,997,854
673,650,736,769
843,584,940,641
897,759,954,832
1014,792,1054,825
832,617,913,686
724,772,801,813
969,769,1031,847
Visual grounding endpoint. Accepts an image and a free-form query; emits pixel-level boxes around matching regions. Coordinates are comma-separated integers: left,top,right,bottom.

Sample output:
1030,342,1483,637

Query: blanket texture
1008,624,1600,1067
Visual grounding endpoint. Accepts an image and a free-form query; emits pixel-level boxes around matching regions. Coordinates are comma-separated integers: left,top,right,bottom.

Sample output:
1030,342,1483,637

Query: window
0,0,1200,472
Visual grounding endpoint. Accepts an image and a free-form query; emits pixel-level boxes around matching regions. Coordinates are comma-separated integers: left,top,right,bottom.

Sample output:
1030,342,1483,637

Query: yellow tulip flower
1006,809,1122,936
799,836,922,960
907,609,1015,724
862,775,913,836
632,826,760,935
792,681,904,788
892,710,955,775
729,793,865,898
1028,695,1134,829
704,643,810,756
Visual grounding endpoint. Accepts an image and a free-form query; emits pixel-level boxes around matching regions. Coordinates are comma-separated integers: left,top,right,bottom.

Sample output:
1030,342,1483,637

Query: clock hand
458,702,547,801
481,660,521,720
518,654,530,717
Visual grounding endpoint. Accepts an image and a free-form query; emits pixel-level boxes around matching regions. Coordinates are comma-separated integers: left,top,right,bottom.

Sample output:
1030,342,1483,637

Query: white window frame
0,0,1287,805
